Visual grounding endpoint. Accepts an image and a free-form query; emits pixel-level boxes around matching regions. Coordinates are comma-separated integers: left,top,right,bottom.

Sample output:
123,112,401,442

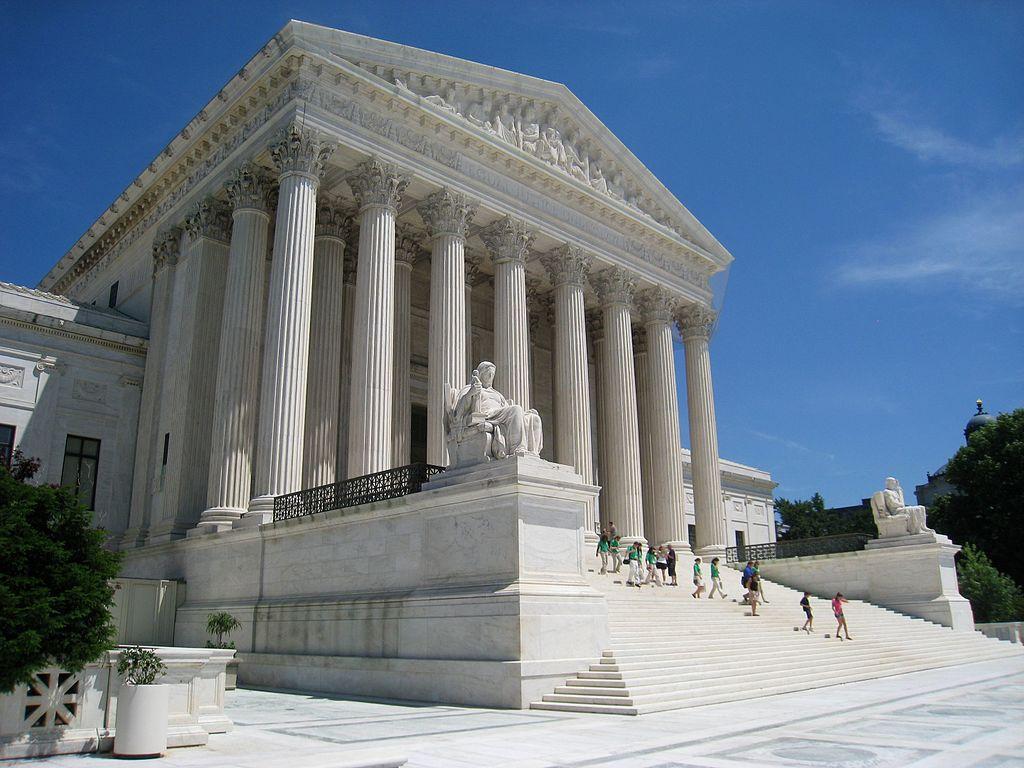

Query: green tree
775,492,874,540
955,543,1024,623
930,408,1024,585
0,460,121,693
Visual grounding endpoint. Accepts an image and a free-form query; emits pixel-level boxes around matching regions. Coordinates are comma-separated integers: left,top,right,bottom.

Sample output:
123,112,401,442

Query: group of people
596,536,854,639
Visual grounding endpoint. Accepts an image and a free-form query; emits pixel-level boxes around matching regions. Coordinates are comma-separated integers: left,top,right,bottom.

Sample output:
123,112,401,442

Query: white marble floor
17,656,1024,768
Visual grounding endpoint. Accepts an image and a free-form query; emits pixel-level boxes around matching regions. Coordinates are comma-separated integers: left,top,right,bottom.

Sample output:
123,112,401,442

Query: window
687,524,696,546
107,281,119,308
0,424,15,468
410,405,427,464
61,435,101,510
734,530,746,559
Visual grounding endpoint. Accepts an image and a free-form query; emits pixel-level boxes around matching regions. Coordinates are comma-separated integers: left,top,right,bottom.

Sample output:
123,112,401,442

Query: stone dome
964,399,996,441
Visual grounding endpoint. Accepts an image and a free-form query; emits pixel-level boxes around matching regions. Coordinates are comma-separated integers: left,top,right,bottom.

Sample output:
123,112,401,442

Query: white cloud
748,430,835,461
867,109,1024,169
835,188,1024,301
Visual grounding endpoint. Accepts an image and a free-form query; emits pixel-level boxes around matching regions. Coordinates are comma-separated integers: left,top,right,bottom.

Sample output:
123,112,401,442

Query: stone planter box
0,646,234,759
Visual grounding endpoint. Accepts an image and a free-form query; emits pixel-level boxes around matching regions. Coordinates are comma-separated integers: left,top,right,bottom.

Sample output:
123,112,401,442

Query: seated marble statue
870,477,933,538
444,361,543,468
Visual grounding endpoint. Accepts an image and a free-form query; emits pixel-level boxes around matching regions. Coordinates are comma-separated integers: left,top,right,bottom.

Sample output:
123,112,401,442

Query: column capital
152,226,182,274
349,157,409,212
225,162,274,213
631,324,647,354
418,188,477,239
481,215,534,265
540,243,592,288
526,277,553,333
637,286,679,326
465,249,486,287
184,198,232,244
591,266,636,307
269,123,336,181
315,199,351,240
585,307,603,340
343,227,359,286
395,223,423,267
676,303,718,342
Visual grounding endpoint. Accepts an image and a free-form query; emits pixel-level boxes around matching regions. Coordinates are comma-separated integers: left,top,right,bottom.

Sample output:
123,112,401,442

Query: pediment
285,22,731,269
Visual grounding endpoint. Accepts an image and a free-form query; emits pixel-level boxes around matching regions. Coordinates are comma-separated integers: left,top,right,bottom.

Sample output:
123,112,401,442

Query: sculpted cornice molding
481,216,534,265
348,157,409,211
541,243,591,288
184,198,232,244
676,303,718,342
417,188,476,239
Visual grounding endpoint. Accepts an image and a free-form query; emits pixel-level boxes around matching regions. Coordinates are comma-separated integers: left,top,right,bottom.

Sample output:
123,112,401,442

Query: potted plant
113,646,168,757
206,612,241,690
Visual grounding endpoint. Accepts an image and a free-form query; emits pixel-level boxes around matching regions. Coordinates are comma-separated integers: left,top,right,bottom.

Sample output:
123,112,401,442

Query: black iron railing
725,532,874,564
273,462,445,522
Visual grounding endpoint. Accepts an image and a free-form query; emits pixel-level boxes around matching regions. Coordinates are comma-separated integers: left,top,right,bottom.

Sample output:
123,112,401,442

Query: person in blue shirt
741,560,754,604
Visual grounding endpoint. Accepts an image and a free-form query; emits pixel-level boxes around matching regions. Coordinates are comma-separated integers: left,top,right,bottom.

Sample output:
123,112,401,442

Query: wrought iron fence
273,462,445,522
725,532,874,564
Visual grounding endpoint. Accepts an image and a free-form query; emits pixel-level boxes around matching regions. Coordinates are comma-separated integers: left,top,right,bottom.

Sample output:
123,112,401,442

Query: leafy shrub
956,543,1024,623
205,612,241,649
116,646,167,686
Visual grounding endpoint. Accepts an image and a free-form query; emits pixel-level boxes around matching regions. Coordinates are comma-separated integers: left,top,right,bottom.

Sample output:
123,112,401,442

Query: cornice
0,314,148,358
41,35,723,302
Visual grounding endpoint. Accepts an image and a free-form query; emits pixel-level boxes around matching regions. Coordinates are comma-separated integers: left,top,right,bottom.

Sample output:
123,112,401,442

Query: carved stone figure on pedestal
870,476,934,537
444,361,543,468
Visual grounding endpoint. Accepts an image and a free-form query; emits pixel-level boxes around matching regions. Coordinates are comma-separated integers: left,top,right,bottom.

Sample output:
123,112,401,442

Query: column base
189,506,247,537
696,544,727,562
664,541,694,555
239,495,275,528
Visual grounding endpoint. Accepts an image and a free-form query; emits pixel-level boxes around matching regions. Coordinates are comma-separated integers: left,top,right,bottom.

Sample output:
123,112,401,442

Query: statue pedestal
863,532,974,630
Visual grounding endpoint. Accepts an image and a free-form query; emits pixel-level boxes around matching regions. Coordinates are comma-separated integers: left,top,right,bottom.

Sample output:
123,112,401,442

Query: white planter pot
114,684,168,757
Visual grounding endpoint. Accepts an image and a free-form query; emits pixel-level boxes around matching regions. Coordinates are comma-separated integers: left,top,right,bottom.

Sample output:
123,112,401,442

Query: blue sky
3,2,1021,505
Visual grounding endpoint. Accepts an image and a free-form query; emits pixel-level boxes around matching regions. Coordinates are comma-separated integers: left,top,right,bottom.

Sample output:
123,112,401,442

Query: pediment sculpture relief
444,361,543,469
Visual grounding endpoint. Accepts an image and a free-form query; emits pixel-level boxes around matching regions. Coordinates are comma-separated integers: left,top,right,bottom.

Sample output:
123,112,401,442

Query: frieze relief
0,365,25,388
72,379,108,404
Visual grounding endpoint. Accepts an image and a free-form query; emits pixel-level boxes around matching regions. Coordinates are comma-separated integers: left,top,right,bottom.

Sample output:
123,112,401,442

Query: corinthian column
337,234,358,481
678,303,726,557
198,166,273,531
419,189,476,467
246,124,335,522
392,225,420,467
346,158,409,477
633,325,657,541
302,200,349,489
587,308,608,533
482,216,533,409
592,268,645,544
464,250,484,374
640,288,690,550
541,245,593,483
123,227,181,545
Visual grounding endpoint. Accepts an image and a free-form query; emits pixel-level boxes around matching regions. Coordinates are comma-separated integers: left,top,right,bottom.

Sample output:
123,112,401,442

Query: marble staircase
530,566,1022,715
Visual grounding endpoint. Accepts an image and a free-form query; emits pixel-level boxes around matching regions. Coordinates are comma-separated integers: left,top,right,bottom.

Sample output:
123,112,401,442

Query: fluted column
392,225,419,467
420,189,476,467
336,234,358,481
587,309,608,533
247,124,335,521
347,158,409,477
197,168,274,530
633,326,657,542
541,245,594,484
482,216,533,409
302,200,349,489
592,268,645,544
123,227,181,545
678,303,726,557
641,288,691,550
464,251,484,374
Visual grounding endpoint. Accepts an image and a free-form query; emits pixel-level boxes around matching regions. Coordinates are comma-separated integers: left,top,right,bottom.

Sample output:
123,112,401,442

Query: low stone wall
0,647,234,759
748,533,974,630
976,622,1023,644
119,456,608,709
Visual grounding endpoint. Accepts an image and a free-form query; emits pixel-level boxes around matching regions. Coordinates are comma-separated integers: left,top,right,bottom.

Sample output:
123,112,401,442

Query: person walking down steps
626,542,644,589
666,544,678,586
691,557,706,598
596,532,610,575
740,560,754,604
753,559,770,604
801,591,814,633
748,570,761,616
832,593,852,640
708,557,727,599
610,534,622,573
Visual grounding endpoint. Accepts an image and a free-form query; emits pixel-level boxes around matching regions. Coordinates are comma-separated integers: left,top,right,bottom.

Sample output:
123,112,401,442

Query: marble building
10,21,775,555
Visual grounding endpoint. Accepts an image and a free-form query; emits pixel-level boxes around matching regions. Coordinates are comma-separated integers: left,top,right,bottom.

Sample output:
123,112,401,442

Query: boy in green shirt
708,556,727,599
